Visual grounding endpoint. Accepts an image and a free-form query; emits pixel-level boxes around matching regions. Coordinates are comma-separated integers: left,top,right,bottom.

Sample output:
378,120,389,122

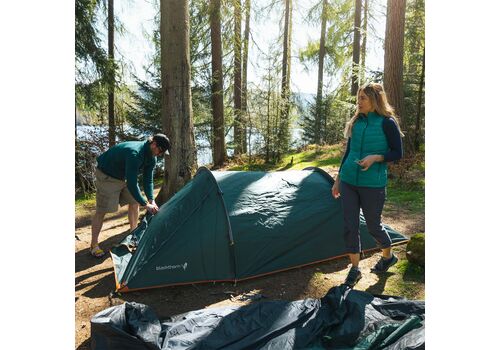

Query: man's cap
152,134,171,155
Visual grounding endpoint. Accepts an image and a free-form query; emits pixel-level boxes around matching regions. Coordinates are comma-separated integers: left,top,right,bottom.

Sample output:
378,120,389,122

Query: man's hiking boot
343,266,362,288
371,254,398,273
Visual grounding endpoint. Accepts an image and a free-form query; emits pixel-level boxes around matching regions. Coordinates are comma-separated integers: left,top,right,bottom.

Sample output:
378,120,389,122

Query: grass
386,180,425,214
384,258,425,299
76,192,96,206
75,192,97,218
226,160,278,172
227,144,344,171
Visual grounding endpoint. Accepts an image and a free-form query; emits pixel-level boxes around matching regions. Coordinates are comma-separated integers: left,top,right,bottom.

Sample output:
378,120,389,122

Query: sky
107,0,387,95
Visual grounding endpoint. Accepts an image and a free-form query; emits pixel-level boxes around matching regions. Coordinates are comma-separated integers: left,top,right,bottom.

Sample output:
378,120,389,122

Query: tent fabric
91,286,425,350
111,167,407,292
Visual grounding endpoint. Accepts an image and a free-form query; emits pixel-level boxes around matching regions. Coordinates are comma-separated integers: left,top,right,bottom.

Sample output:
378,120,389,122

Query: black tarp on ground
91,286,424,350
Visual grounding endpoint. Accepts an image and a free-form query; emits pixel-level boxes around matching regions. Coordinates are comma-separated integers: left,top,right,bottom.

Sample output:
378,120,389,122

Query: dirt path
75,202,424,350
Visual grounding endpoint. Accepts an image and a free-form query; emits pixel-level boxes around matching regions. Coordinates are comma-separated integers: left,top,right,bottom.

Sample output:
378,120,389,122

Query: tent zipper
357,118,368,185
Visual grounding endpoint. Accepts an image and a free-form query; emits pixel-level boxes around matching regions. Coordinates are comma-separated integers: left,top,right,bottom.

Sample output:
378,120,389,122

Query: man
90,134,171,257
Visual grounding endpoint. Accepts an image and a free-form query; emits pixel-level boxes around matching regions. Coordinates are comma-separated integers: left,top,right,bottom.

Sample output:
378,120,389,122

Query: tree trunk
414,48,425,151
108,0,116,146
351,0,362,96
265,67,271,163
241,0,251,154
286,1,292,92
316,0,327,145
360,0,368,83
157,0,197,204
210,0,226,167
277,0,291,159
233,0,243,155
383,0,406,129
274,91,280,162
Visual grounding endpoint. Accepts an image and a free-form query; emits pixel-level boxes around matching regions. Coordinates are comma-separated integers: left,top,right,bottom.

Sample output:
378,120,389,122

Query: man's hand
145,202,159,214
331,180,341,199
358,155,383,171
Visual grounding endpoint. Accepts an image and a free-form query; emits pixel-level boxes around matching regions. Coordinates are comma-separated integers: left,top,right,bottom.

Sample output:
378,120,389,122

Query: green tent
111,167,406,292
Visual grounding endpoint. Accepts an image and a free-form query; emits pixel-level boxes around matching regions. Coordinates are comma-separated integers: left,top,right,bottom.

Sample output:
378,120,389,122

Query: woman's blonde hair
344,82,405,138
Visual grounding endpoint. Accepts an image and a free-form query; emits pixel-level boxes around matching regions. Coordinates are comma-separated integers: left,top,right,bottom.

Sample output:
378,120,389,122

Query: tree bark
241,0,251,154
316,0,327,145
233,0,243,155
414,48,424,151
351,0,362,96
383,0,406,129
265,66,272,163
158,0,197,204
210,0,226,167
107,0,116,147
360,0,368,83
277,0,291,159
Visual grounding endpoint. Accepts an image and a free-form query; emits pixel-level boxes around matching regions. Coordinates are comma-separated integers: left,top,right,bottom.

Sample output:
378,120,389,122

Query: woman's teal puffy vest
339,112,389,188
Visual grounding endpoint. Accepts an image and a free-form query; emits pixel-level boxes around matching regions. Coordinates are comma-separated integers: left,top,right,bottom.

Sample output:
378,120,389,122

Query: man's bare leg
91,211,106,248
128,203,139,231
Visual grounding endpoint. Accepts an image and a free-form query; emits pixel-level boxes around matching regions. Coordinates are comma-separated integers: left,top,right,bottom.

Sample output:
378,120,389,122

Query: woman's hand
331,180,341,199
358,155,383,171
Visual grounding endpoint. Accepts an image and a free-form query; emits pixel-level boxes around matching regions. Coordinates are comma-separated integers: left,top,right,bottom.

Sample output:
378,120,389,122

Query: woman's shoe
343,266,362,288
371,254,398,273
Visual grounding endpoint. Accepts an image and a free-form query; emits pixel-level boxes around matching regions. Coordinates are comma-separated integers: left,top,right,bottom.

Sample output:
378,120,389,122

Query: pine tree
210,0,226,167
383,0,406,129
158,0,197,203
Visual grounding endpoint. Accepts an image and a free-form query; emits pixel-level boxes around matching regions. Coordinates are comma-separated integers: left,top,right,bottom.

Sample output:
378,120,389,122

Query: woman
332,82,404,287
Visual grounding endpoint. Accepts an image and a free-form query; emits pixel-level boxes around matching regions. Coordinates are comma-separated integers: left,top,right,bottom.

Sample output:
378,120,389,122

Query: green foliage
297,0,356,146
299,71,355,146
299,0,354,77
126,75,162,136
235,44,289,162
75,0,425,175
403,0,425,151
404,0,425,78
406,233,425,267
75,0,124,124
298,95,319,143
75,0,109,111
299,41,320,66
75,0,108,84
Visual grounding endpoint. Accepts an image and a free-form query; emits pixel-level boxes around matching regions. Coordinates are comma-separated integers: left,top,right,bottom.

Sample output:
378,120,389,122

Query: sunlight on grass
75,193,96,218
386,181,424,213
75,193,96,207
227,144,344,172
384,259,425,299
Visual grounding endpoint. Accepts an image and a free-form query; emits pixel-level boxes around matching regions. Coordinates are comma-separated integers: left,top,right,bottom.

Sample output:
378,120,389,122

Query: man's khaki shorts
95,168,138,213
